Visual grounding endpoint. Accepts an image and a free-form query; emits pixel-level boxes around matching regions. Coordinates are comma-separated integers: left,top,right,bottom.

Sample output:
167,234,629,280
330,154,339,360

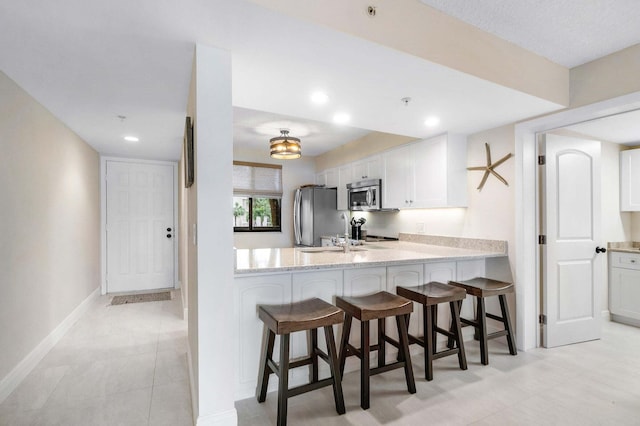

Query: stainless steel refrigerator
294,186,343,247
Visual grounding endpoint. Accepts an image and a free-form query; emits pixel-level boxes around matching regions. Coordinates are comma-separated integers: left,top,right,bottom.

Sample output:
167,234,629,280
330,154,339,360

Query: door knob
166,234,172,239
595,246,606,254
167,227,172,232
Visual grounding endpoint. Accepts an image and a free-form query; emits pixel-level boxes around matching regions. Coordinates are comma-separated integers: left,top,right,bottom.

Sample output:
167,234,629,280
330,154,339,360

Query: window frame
233,161,283,233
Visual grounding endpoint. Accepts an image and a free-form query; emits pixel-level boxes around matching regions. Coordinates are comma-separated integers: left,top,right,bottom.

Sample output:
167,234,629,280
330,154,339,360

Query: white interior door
540,134,603,347
106,160,176,293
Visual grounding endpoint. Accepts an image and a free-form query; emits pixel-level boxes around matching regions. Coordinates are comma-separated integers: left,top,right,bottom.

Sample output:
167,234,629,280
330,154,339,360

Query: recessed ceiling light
310,91,329,104
424,116,440,127
333,112,350,124
124,136,139,142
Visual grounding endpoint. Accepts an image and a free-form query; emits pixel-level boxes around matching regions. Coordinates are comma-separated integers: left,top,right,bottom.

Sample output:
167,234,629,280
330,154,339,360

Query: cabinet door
383,146,411,209
387,264,424,341
325,167,339,189
351,160,368,182
291,270,343,381
610,267,640,320
621,149,640,211
337,164,352,211
342,267,387,373
411,136,448,208
352,155,382,181
315,171,327,186
234,274,292,400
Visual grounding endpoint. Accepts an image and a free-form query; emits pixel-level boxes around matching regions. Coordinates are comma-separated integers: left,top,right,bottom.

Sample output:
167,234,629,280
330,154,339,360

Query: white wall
233,147,315,249
0,71,100,389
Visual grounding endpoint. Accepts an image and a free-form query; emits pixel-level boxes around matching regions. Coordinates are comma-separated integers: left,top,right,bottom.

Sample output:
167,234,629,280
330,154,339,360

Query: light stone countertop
235,238,507,275
608,241,640,254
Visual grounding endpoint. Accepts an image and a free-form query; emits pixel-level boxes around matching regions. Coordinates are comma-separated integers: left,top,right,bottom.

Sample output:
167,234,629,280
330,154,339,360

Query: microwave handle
294,189,302,244
366,189,373,206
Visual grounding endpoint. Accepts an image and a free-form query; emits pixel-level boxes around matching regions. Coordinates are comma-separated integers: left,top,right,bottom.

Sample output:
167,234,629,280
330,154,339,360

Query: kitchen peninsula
233,233,509,400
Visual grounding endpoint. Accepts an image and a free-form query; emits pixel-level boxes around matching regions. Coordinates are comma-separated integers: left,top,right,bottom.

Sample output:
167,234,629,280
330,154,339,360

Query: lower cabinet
233,259,490,400
234,274,292,399
609,251,640,326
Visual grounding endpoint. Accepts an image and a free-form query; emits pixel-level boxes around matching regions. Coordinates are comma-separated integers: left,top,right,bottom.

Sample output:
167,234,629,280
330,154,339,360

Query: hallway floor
0,290,191,426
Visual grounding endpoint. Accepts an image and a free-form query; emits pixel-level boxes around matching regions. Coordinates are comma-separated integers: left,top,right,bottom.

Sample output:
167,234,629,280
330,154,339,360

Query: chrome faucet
340,212,350,253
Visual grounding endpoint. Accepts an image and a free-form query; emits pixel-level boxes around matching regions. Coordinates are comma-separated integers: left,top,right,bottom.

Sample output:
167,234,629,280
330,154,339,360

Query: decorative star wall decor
467,143,513,191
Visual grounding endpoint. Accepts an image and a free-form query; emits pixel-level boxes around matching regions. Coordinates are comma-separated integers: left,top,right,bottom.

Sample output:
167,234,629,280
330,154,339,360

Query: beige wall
570,44,640,107
0,71,100,381
233,147,316,249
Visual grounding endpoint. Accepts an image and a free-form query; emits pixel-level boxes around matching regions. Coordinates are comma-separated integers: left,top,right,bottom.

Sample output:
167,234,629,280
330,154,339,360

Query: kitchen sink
297,246,368,253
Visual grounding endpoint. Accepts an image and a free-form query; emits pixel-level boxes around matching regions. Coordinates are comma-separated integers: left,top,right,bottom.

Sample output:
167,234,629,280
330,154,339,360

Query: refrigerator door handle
294,189,302,245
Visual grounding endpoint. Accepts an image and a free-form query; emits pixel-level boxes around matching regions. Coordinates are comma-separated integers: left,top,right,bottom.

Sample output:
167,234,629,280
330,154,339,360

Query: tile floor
236,320,640,425
3,294,640,426
0,290,192,426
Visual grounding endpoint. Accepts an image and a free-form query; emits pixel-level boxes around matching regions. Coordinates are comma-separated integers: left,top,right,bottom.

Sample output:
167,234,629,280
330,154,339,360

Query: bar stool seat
257,298,345,426
397,282,467,380
447,277,517,365
336,291,416,410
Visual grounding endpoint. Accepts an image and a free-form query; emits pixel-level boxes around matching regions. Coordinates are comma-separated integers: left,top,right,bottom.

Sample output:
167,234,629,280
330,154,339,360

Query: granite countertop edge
235,234,508,275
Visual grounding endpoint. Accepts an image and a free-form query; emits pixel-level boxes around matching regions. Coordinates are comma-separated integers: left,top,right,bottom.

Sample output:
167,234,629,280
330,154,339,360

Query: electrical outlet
416,222,425,233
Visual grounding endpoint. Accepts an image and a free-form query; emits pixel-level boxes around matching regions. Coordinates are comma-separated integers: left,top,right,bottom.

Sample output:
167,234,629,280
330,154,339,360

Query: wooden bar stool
257,298,346,426
447,277,517,365
336,291,416,410
396,282,468,381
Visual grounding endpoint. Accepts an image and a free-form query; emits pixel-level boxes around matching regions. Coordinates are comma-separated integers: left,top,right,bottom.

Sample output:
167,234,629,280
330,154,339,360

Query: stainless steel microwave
347,179,381,211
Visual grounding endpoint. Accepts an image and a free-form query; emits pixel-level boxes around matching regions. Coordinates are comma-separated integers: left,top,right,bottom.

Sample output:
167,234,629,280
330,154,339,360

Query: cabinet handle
632,259,637,263
595,246,607,254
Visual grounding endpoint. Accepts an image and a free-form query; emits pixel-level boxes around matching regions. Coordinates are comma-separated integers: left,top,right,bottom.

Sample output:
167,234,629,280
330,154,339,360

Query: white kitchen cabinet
316,167,338,188
387,264,424,342
234,274,292,399
383,134,467,209
337,164,352,211
291,270,343,380
352,155,382,181
620,149,640,211
609,251,640,326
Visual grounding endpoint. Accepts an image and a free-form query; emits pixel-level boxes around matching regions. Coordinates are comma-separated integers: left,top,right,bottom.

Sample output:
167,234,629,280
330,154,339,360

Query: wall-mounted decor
184,116,194,188
467,143,513,191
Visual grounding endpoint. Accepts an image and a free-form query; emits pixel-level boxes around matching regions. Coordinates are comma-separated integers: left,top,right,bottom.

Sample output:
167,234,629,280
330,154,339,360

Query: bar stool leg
310,328,319,382
324,325,346,414
476,296,489,365
449,300,467,370
396,314,416,394
424,305,434,381
499,295,518,355
338,315,352,376
277,334,290,426
257,327,276,403
377,318,386,368
360,320,371,410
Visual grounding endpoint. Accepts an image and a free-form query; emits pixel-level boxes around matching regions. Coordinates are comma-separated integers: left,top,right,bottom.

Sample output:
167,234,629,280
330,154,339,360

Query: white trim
100,156,179,295
0,287,100,404
515,90,640,351
196,410,238,426
187,344,198,426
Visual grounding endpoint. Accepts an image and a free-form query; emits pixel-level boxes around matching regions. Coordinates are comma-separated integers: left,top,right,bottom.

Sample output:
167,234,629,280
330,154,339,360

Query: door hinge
538,155,546,165
539,314,547,324
538,235,546,245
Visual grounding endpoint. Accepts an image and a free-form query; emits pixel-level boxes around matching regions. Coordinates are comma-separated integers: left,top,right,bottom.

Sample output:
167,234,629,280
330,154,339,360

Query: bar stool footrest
432,348,460,360
287,377,336,398
370,361,408,376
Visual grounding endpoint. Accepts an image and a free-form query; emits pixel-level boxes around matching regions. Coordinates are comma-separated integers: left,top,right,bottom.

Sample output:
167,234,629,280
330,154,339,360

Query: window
233,161,282,232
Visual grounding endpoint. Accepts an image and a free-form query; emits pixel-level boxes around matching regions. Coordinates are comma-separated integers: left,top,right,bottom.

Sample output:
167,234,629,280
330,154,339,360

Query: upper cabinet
351,155,382,182
383,134,467,209
316,167,338,188
621,148,640,211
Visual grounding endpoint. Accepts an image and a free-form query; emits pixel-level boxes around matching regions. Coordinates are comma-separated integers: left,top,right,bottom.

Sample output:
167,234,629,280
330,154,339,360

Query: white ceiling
563,109,640,145
1,1,639,161
419,0,640,68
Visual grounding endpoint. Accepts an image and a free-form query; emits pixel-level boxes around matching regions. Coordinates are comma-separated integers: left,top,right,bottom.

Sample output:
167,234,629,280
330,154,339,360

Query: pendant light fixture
270,129,301,160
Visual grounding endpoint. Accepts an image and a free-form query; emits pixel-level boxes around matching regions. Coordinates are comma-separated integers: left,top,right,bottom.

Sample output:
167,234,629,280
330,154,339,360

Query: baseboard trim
0,287,100,404
187,344,198,426
196,409,238,426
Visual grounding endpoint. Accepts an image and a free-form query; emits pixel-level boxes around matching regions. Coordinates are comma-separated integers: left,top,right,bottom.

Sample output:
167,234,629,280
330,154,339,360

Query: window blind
233,161,283,197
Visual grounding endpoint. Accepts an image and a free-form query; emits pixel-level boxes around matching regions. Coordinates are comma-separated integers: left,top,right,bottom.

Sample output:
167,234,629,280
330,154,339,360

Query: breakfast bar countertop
235,234,508,274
